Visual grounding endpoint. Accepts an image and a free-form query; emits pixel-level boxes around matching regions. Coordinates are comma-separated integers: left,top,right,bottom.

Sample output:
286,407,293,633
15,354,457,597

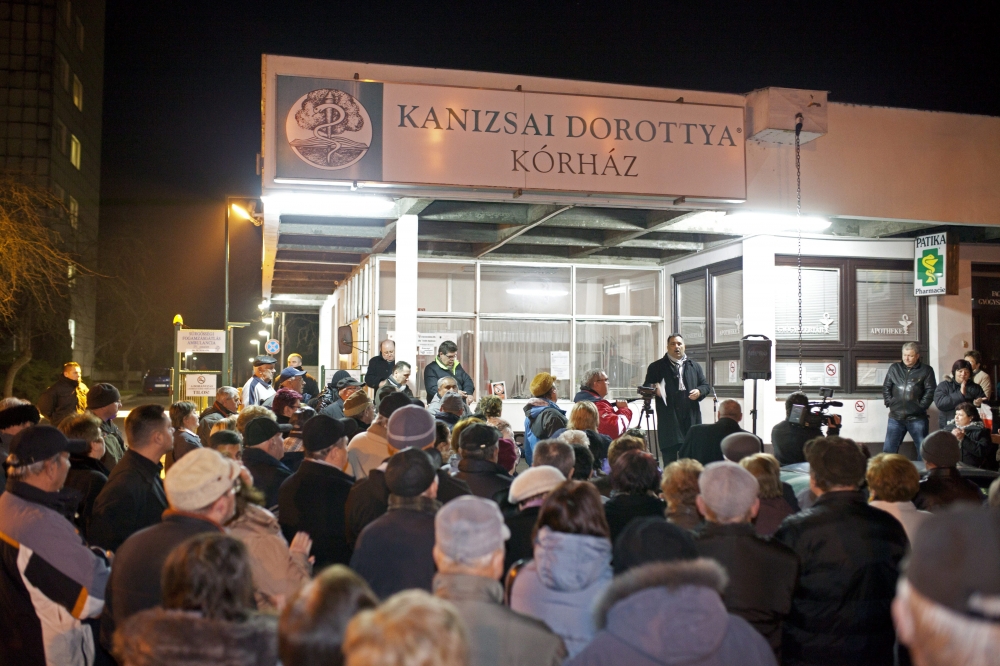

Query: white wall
317,294,336,375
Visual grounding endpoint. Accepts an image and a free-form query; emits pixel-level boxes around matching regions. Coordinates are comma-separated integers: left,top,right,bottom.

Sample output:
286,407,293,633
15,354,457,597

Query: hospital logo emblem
286,89,372,170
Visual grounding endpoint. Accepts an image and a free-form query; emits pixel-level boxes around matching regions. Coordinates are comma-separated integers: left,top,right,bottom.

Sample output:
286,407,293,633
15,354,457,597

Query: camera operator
643,333,710,462
771,392,841,466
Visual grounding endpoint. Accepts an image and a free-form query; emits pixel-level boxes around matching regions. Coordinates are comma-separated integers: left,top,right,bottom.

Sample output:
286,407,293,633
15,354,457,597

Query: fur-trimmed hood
114,607,278,666
591,559,732,665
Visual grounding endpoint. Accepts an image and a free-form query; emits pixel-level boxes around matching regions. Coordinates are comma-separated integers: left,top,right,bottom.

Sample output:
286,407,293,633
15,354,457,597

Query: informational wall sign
853,400,868,424
550,351,570,380
728,360,739,383
177,329,226,354
272,74,746,200
914,233,957,296
185,373,217,397
416,332,457,356
489,381,506,399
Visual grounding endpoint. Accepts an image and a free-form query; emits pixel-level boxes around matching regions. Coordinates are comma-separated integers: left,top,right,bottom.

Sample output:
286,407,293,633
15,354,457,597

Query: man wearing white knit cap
99,448,241,651
693,461,798,661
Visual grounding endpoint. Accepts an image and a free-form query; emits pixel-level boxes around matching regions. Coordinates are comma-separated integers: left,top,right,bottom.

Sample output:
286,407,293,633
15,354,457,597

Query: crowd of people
1,341,1000,666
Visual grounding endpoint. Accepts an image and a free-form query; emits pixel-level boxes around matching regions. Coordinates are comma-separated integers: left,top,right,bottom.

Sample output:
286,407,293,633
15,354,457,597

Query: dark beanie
613,516,698,575
384,448,437,497
87,383,121,410
378,392,412,419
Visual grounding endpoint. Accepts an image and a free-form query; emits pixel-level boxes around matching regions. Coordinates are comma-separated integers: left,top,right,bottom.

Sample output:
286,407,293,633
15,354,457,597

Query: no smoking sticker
853,400,867,423
825,364,837,377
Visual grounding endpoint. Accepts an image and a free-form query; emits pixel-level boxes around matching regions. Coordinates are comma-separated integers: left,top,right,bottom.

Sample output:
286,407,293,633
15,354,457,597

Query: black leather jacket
882,360,936,420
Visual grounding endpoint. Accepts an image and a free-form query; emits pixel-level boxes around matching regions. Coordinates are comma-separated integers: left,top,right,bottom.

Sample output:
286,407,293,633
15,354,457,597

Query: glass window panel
480,265,570,315
775,267,840,341
379,260,395,310
480,319,570,399
576,267,660,317
676,278,706,345
858,360,894,386
576,322,658,399
713,270,743,343
417,263,475,313
378,316,476,400
713,359,742,387
856,269,919,342
776,359,842,387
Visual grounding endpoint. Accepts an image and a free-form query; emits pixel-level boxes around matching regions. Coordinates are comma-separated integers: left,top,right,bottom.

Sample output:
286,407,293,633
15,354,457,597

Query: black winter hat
86,383,121,410
459,423,499,451
378,392,412,419
302,414,357,452
613,516,698,575
384,448,437,497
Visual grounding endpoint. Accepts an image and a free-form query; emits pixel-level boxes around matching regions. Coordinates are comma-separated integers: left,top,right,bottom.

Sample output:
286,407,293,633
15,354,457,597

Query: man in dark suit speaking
644,333,711,461
680,399,746,465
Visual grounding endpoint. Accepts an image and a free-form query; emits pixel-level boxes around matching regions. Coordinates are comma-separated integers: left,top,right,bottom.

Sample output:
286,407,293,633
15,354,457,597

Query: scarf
667,354,688,391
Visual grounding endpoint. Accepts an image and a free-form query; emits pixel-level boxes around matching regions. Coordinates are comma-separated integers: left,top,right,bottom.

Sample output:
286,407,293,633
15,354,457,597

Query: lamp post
224,197,262,386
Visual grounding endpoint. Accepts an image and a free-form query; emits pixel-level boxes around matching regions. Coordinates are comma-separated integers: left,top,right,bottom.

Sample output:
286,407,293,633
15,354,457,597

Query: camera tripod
639,394,661,466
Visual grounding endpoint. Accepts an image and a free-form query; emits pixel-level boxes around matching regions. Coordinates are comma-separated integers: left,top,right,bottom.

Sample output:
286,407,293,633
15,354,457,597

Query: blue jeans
884,417,928,460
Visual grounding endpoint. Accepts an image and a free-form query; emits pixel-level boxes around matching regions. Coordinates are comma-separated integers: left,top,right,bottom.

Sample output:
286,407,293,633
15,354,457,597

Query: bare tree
93,236,163,390
0,175,88,397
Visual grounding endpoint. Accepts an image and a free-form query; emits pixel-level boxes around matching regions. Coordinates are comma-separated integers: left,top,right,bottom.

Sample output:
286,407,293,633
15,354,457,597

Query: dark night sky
98,0,999,363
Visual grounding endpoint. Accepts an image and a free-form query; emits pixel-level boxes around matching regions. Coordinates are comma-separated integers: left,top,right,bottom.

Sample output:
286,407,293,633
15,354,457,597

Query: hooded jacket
567,559,776,666
510,527,613,658
114,608,278,666
523,398,568,464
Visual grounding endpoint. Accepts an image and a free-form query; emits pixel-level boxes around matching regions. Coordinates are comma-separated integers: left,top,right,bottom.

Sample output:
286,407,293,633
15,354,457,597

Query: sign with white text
914,233,957,297
273,75,746,200
177,329,226,354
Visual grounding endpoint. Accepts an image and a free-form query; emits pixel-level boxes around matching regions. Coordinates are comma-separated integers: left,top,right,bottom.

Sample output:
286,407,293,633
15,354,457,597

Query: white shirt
242,375,276,407
869,500,932,544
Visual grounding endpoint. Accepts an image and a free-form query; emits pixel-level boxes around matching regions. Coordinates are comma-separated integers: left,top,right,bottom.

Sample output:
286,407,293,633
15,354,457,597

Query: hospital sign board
269,73,746,201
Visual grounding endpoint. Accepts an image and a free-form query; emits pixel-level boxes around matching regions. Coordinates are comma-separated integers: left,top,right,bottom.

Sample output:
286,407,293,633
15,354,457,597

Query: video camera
636,385,657,399
787,387,843,434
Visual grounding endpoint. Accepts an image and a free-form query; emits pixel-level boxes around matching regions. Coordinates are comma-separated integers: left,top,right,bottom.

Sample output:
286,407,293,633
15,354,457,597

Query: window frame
773,256,927,394
69,134,81,169
72,74,83,111
672,257,743,397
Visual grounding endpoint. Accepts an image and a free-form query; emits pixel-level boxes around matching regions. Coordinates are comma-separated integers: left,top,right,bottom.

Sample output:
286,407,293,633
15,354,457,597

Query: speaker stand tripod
640,396,660,466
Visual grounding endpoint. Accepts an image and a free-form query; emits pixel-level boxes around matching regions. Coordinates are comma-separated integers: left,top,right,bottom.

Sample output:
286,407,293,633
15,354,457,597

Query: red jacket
575,389,633,439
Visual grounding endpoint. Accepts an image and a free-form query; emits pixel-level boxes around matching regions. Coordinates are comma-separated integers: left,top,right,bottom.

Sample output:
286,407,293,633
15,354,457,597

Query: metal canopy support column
395,214,419,373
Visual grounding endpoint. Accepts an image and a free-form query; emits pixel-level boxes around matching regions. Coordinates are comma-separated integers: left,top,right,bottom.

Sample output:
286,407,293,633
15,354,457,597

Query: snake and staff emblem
286,88,372,170
920,249,941,285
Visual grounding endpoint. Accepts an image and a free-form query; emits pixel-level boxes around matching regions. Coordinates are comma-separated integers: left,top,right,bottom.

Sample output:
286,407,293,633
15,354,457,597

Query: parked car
142,368,172,395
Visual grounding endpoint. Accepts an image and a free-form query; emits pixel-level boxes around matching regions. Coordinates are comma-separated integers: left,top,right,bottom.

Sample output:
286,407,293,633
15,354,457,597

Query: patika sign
273,75,746,200
914,233,949,296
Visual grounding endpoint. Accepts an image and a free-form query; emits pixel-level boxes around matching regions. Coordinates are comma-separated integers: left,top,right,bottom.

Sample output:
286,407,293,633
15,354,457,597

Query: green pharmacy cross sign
914,233,949,297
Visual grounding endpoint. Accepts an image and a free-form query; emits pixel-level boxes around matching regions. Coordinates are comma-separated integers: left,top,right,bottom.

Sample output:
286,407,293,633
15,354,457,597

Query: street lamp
224,197,262,386
250,339,260,354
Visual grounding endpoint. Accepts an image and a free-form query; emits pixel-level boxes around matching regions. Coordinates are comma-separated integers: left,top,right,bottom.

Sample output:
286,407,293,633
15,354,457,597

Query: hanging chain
795,113,804,391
